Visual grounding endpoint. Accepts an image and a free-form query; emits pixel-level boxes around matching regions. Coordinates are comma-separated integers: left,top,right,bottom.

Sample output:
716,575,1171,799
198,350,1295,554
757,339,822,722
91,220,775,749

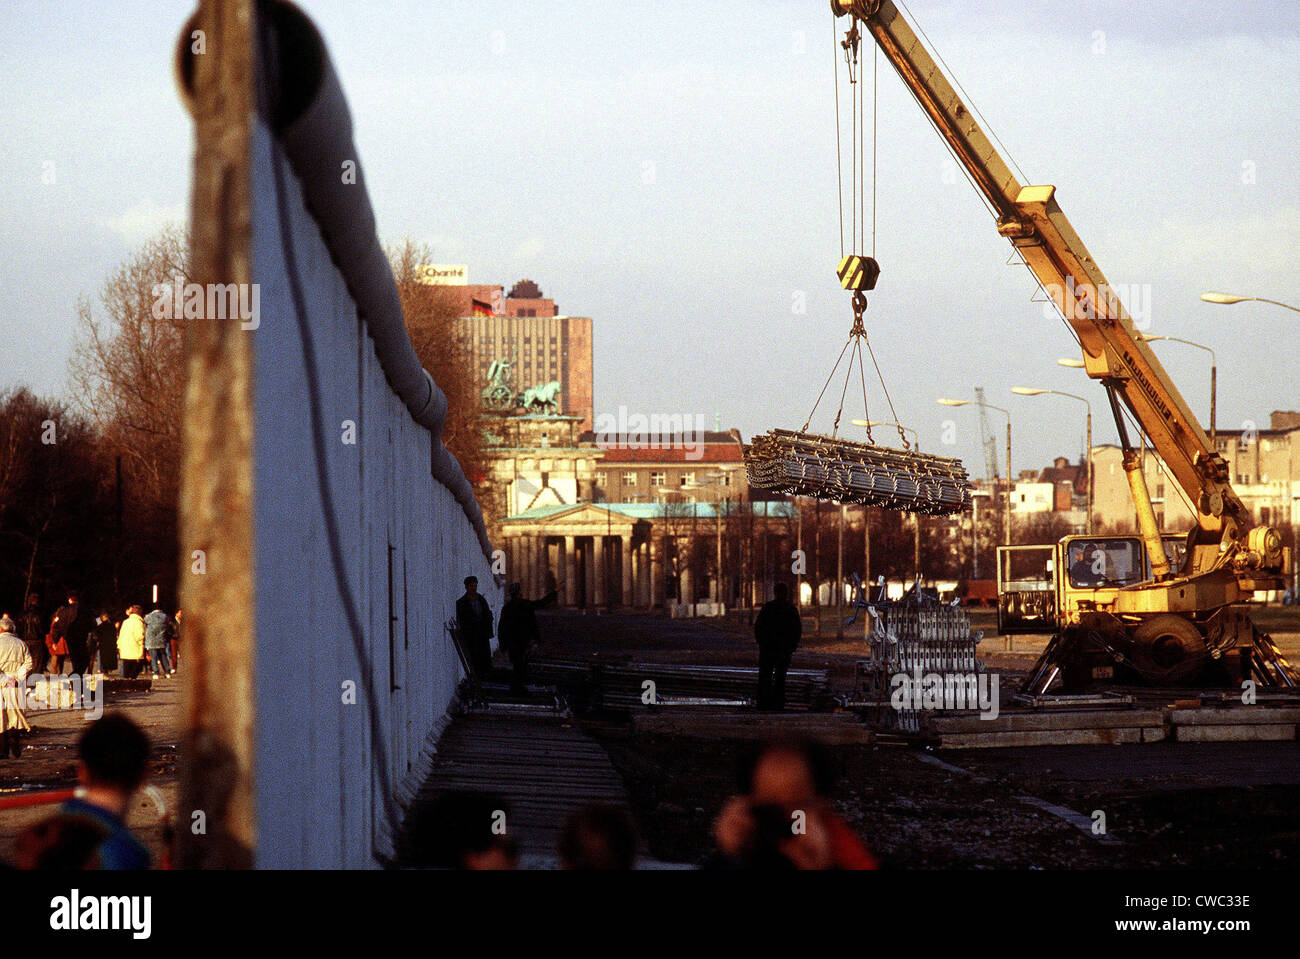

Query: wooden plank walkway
405,711,630,857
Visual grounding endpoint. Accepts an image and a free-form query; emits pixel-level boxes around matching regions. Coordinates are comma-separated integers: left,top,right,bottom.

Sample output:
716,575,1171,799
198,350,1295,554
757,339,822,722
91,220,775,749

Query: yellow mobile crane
830,0,1297,692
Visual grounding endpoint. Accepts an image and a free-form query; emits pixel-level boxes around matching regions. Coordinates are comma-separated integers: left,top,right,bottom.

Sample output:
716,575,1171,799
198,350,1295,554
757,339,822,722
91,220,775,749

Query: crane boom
832,0,1285,596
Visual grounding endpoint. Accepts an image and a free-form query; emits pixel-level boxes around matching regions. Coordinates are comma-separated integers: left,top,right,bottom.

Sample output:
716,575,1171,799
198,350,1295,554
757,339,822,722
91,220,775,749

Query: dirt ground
539,605,1300,868
0,678,180,868
3,605,1295,870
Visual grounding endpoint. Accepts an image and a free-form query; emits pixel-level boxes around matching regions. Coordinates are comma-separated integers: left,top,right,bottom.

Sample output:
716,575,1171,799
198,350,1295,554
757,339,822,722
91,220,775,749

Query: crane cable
802,11,907,450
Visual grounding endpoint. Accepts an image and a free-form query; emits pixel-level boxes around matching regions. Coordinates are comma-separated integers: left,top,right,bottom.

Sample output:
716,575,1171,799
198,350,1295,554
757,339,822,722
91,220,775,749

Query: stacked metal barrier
744,429,972,514
856,600,985,733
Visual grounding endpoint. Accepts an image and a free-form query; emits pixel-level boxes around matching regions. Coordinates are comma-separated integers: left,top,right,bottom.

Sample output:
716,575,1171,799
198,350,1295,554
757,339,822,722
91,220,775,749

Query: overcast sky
1,0,1296,479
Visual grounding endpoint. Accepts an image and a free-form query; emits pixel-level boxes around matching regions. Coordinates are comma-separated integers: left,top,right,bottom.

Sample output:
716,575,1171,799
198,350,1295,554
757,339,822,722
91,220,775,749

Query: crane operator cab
1066,540,1140,589
997,533,1260,690
1000,535,1186,636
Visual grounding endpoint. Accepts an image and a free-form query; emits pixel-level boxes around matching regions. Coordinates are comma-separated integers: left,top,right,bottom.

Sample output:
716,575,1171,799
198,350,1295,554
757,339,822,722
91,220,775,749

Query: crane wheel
1130,615,1207,684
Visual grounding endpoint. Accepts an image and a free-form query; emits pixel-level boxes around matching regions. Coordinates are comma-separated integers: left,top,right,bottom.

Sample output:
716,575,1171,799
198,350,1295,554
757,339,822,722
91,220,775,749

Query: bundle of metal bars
744,428,972,514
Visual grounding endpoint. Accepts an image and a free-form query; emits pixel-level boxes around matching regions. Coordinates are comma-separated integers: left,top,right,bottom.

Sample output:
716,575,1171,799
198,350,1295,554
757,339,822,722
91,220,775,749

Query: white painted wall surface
251,120,499,868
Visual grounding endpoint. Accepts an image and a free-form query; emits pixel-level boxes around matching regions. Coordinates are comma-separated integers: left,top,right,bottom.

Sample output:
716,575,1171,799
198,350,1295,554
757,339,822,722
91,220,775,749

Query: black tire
1130,614,1207,684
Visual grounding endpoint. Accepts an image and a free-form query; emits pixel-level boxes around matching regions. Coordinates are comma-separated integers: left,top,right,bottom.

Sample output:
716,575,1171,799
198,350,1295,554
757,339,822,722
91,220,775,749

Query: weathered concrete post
176,0,256,869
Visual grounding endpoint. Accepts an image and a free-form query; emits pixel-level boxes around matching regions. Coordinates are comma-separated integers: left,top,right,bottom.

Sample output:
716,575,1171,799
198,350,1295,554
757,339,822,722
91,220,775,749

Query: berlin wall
177,0,500,868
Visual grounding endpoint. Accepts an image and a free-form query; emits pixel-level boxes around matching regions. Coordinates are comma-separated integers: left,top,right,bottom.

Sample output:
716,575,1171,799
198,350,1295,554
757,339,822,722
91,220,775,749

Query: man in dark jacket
91,611,118,675
754,583,802,712
66,600,93,677
456,576,494,679
20,596,46,674
497,583,558,694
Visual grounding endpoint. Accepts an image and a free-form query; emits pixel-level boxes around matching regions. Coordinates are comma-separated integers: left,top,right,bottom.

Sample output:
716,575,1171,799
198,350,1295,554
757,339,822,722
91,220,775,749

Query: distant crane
975,387,999,482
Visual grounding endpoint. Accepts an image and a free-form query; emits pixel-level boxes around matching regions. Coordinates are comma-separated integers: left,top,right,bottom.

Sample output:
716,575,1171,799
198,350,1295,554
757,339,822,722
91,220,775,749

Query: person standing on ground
66,600,92,678
170,609,182,673
497,582,558,694
117,605,146,680
754,582,802,712
90,611,118,675
20,596,45,675
56,714,152,869
456,576,494,679
0,615,33,759
143,605,172,678
48,590,82,676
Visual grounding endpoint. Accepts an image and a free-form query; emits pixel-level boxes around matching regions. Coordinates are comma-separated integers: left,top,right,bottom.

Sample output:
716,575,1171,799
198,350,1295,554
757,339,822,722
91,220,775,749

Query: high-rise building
420,267,594,430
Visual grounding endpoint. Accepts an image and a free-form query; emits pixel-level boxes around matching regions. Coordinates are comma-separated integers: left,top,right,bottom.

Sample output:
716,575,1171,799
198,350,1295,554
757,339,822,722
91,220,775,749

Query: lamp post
969,489,990,579
1201,291,1300,313
836,501,845,640
652,487,671,609
853,419,919,578
705,467,739,605
1012,387,1093,535
937,398,1013,546
681,481,704,605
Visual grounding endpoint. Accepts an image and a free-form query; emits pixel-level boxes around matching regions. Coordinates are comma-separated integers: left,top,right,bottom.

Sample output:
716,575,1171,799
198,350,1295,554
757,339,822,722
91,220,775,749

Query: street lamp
705,467,739,605
853,419,919,578
969,489,991,579
1012,387,1093,534
852,419,918,448
681,481,704,605
936,397,1013,546
1132,335,1217,443
1201,291,1300,313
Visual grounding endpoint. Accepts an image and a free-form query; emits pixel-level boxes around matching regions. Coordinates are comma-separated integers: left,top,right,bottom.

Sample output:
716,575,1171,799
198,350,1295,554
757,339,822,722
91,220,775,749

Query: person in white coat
0,615,34,758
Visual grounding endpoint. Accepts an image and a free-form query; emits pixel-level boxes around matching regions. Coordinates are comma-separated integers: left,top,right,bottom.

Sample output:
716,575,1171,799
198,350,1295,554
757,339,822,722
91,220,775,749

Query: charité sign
417,263,468,285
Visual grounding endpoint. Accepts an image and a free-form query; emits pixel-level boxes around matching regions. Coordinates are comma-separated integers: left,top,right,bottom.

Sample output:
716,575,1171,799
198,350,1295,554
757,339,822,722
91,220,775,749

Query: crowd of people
0,591,182,759
2,579,877,870
0,591,181,684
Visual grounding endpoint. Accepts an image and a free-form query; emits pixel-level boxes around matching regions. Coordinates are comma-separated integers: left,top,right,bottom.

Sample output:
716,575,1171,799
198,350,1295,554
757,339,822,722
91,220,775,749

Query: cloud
513,238,544,260
1109,206,1300,288
102,198,186,246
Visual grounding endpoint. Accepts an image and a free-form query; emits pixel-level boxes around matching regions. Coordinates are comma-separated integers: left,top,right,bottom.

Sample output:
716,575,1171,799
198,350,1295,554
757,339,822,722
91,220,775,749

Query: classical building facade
479,418,801,608
480,413,602,524
498,500,798,610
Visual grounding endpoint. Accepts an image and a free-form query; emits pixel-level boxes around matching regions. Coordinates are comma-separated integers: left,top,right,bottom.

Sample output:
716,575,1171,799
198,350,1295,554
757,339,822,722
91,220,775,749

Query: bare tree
68,226,188,502
387,239,487,509
65,226,188,606
1016,512,1075,546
